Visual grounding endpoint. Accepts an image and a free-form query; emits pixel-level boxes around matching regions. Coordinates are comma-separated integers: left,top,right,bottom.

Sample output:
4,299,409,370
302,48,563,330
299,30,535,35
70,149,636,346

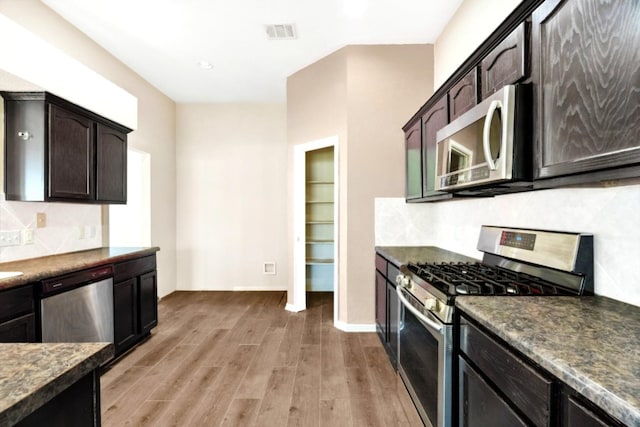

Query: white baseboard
285,303,306,312
334,320,376,332
231,286,287,291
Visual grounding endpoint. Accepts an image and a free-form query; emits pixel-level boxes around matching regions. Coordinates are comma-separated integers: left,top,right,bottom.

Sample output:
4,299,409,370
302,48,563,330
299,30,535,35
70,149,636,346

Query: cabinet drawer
375,254,387,275
448,69,477,121
114,255,157,282
480,22,528,99
387,263,400,284
0,286,34,323
460,316,553,427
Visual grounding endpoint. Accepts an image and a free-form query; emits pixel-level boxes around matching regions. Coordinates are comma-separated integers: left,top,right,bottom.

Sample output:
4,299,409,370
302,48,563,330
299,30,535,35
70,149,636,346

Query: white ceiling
41,0,463,103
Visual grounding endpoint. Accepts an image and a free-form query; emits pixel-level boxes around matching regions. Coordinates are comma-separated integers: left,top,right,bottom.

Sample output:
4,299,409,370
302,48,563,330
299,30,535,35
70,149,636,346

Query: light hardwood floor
100,291,422,426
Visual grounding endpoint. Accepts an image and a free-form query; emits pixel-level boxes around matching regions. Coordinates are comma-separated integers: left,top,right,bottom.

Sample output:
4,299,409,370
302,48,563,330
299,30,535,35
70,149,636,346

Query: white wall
434,0,521,88
176,103,288,291
0,1,177,298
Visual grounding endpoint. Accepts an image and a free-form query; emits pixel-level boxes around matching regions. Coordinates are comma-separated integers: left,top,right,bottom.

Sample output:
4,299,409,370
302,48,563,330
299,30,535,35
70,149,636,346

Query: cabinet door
114,278,138,354
0,313,36,343
480,22,527,99
448,69,477,122
139,271,158,335
565,396,610,427
405,119,422,199
387,281,398,365
532,0,640,180
459,357,528,427
375,271,388,340
422,96,448,196
48,104,94,200
96,123,127,203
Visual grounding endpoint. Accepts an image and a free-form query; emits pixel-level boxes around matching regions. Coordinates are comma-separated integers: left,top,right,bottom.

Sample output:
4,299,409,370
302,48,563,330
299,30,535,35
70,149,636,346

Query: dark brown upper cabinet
2,92,132,204
421,96,449,198
532,0,640,183
48,104,95,201
404,118,422,200
480,22,528,100
96,123,127,203
448,69,477,122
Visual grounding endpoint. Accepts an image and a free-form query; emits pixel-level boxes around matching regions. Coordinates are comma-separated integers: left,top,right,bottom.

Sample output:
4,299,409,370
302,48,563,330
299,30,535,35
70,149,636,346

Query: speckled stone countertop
456,296,640,426
0,342,113,426
0,247,159,291
375,246,478,267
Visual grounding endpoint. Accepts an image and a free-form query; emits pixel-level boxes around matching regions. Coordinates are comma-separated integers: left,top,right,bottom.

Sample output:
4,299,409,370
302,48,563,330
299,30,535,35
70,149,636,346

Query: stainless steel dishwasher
39,265,114,343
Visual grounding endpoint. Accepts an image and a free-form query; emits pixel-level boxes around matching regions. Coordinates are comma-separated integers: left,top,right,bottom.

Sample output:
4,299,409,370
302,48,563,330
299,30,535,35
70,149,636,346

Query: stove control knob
395,274,409,288
424,298,440,312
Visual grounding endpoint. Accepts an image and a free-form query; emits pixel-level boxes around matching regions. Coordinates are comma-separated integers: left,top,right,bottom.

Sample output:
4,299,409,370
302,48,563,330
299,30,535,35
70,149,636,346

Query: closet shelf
306,258,334,265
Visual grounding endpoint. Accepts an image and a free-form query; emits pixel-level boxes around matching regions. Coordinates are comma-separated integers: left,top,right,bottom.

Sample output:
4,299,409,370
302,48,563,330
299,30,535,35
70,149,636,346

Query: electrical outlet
23,229,34,245
36,212,46,228
0,231,21,247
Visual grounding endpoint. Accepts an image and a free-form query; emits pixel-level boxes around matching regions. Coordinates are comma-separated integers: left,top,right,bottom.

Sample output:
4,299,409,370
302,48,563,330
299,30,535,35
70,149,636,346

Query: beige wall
434,0,522,88
175,103,287,291
287,44,433,324
0,0,177,297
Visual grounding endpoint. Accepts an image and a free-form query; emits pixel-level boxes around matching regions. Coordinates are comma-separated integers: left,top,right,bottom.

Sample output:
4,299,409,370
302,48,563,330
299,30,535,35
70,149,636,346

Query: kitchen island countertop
0,247,159,291
0,342,113,426
457,296,640,426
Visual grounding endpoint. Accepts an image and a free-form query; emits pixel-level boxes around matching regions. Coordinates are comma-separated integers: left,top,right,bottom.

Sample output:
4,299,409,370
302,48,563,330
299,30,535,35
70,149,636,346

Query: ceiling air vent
265,24,297,40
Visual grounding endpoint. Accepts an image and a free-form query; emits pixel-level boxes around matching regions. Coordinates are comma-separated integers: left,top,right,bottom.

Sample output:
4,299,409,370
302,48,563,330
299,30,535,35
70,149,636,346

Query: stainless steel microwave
435,84,531,193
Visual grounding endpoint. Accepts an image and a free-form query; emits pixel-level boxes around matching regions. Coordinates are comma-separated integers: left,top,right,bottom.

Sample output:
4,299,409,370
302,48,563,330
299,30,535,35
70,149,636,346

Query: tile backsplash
0,195,102,262
375,183,640,308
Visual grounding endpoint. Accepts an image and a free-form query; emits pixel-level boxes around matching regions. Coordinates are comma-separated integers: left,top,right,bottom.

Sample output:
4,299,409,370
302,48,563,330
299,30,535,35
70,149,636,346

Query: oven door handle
397,286,443,334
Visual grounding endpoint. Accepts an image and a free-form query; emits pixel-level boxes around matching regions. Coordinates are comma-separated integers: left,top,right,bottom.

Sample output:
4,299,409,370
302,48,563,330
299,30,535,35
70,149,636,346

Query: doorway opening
305,146,335,292
107,148,151,246
289,136,339,323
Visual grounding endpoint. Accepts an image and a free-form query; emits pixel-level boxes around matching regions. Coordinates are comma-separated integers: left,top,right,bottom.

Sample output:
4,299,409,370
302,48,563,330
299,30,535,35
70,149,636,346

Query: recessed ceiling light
343,0,368,19
197,60,213,70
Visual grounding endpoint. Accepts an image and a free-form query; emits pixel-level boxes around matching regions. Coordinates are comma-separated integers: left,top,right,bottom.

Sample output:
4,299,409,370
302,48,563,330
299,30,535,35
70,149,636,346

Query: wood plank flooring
101,291,422,426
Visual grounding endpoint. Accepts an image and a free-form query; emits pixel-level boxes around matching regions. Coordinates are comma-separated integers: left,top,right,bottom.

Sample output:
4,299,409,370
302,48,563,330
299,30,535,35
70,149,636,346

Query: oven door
397,286,452,427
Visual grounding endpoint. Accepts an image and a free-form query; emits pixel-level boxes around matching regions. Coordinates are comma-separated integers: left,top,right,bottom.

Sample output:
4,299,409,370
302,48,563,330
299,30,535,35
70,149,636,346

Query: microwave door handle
483,100,501,171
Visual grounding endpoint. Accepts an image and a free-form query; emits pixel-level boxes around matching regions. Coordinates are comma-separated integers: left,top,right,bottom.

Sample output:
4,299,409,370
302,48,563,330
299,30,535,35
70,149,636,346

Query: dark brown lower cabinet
139,271,158,334
0,313,36,343
374,253,398,368
113,278,138,354
0,286,36,343
16,370,100,427
113,254,158,357
458,314,626,427
459,357,527,427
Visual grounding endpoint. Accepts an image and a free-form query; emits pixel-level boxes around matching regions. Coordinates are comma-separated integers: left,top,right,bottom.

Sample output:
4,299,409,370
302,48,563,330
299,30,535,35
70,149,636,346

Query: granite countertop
456,296,640,426
0,342,113,426
375,246,478,267
0,247,160,291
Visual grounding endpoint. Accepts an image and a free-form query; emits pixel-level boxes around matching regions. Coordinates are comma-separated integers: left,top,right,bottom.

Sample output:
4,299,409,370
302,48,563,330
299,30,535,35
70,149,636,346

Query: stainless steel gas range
395,225,594,427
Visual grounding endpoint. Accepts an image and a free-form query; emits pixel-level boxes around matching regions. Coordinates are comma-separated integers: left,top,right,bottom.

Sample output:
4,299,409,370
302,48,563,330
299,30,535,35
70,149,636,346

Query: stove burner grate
407,262,575,296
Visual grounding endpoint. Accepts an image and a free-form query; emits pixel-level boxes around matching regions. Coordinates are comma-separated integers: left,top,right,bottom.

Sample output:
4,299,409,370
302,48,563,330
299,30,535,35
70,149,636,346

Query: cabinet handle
17,131,31,140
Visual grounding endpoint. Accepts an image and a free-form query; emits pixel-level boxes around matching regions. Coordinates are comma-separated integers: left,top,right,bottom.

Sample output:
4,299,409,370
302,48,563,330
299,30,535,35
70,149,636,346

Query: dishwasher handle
41,265,114,296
